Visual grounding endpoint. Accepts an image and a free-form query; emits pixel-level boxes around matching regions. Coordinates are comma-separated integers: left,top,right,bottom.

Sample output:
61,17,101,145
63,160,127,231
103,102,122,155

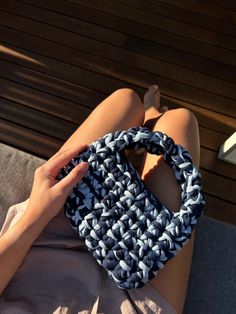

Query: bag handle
80,126,204,223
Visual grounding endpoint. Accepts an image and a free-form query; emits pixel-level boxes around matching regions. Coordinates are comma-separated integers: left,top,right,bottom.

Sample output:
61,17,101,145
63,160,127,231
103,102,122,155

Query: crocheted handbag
57,126,205,289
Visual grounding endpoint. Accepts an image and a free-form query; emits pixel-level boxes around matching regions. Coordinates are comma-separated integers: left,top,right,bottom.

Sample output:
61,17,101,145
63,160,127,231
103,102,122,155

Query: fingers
45,144,88,177
53,161,89,195
47,144,87,164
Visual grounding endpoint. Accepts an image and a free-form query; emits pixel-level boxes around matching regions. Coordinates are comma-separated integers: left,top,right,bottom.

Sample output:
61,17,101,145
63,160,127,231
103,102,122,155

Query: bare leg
57,88,145,151
140,86,200,314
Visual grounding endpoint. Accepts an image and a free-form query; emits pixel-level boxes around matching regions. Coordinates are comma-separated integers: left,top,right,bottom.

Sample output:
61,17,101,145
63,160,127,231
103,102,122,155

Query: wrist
20,207,51,240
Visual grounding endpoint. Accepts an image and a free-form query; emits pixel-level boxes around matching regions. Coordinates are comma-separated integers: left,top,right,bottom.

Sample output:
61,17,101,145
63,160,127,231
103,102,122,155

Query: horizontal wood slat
113,0,236,37
69,0,236,50
0,15,235,89
200,0,236,12
201,169,236,203
204,194,236,225
0,119,62,158
17,0,236,53
0,58,102,110
1,6,236,101
200,147,236,180
156,0,236,24
0,25,235,119
5,0,236,84
0,46,235,139
67,0,236,65
0,98,76,141
0,76,91,123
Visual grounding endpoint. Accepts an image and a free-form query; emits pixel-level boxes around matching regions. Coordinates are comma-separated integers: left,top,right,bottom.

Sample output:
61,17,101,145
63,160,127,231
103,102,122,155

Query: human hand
25,145,89,226
0,145,89,294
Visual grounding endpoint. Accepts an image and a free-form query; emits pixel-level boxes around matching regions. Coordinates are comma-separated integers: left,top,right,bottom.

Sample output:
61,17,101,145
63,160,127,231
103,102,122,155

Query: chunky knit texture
58,127,205,289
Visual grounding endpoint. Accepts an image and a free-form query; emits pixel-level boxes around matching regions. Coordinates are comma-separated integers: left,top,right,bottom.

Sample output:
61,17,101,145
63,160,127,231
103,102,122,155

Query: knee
113,88,140,102
165,108,198,127
113,88,145,122
113,88,144,111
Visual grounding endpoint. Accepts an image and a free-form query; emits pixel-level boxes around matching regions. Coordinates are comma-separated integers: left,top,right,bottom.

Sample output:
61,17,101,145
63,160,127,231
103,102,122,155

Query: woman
0,85,200,313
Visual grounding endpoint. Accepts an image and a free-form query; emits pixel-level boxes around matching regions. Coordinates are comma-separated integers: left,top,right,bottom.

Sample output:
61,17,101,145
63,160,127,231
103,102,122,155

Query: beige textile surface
0,143,45,226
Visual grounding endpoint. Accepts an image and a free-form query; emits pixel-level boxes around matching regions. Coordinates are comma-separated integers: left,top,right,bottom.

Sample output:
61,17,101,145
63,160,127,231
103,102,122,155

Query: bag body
58,127,205,289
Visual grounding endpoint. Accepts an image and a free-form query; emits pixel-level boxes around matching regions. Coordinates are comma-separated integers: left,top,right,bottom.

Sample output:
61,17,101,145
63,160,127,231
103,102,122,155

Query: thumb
55,162,89,195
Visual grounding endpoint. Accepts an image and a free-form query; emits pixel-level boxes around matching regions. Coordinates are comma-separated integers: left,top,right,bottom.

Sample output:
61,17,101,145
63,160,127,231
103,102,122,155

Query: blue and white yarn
58,126,205,290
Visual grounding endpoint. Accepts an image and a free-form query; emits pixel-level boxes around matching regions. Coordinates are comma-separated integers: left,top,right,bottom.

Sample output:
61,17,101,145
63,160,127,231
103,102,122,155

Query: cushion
0,143,44,226
184,216,236,313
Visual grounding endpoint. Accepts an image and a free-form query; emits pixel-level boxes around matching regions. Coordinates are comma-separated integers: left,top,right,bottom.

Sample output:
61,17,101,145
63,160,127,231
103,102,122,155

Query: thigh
140,108,200,314
58,88,145,152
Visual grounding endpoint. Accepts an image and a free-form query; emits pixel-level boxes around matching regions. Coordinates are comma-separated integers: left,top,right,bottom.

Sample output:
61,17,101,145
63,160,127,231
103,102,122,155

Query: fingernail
80,162,89,172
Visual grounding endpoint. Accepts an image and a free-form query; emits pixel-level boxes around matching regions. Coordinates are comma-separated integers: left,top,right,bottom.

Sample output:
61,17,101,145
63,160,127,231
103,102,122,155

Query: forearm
0,209,50,295
0,146,88,295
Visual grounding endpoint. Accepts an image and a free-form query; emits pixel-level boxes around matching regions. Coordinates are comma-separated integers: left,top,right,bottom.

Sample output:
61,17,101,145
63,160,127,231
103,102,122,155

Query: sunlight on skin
0,45,45,66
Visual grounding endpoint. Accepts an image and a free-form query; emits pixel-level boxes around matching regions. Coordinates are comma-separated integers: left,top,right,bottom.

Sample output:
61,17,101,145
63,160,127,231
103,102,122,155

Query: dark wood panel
156,0,236,24
0,118,62,158
124,36,236,85
199,127,228,151
18,0,236,50
0,77,91,123
200,147,236,180
0,48,138,102
14,0,126,46
204,194,236,225
1,8,235,105
201,169,236,203
1,41,235,137
1,1,126,46
33,1,236,83
0,42,145,98
200,0,236,12
69,0,236,64
2,47,235,183
1,27,236,108
0,29,236,120
113,0,236,37
0,37,111,101
0,98,76,141
2,2,236,99
1,40,235,138
0,58,103,109
2,1,236,67
1,13,235,87
1,38,235,138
